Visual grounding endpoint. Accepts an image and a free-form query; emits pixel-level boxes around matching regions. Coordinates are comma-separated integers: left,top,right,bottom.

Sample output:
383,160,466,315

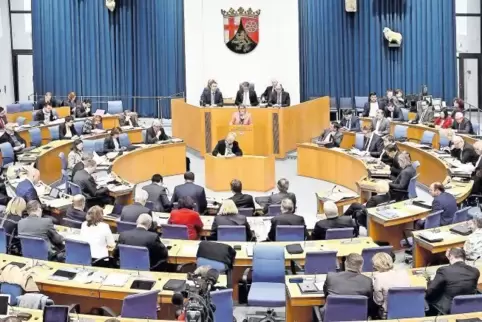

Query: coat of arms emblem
221,7,260,54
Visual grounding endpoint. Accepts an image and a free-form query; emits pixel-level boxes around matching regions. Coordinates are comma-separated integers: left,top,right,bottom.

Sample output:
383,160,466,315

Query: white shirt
366,133,374,152
211,92,215,106
113,137,120,150
375,119,381,132
80,221,115,259
369,102,379,117
65,126,72,138
243,92,250,106
322,132,332,144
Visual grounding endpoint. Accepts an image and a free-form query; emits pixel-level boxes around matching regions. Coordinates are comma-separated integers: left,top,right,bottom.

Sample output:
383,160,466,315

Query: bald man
16,167,41,203
212,132,243,157
65,195,87,222
268,84,291,107
261,79,278,102
145,120,169,144
452,112,474,134
450,136,478,165
429,182,457,226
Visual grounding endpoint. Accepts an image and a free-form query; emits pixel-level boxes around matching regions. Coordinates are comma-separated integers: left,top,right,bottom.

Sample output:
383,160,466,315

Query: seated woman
82,115,103,134
0,197,26,254
60,116,78,139
434,108,453,129
168,196,203,240
388,153,416,201
119,110,139,127
372,252,411,319
210,199,253,241
230,105,252,125
80,205,115,261
63,91,78,115
104,128,124,153
68,139,83,170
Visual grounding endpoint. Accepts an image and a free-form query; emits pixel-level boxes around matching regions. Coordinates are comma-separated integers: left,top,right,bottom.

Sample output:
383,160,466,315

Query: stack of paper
102,273,130,287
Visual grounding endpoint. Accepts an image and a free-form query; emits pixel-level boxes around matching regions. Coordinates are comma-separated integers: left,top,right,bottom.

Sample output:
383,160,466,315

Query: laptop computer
42,187,60,200
94,109,106,116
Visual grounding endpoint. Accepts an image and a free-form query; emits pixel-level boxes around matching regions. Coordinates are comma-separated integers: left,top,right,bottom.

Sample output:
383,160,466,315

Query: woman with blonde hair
372,252,411,318
0,197,27,253
80,206,115,260
210,199,253,241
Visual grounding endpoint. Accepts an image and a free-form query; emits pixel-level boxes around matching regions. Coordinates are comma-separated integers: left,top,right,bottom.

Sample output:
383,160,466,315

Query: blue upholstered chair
120,290,159,319
361,246,393,272
116,221,136,233
74,121,85,135
67,181,82,196
268,204,281,216
29,128,42,147
393,125,408,141
63,218,82,229
119,133,131,148
321,295,368,322
325,228,354,240
355,133,364,150
161,224,189,239
211,289,234,322
118,244,150,270
18,235,49,260
420,131,435,146
82,140,96,153
0,143,15,168
238,208,254,216
452,207,470,224
450,294,482,314
386,287,426,319
276,225,305,241
64,239,93,266
6,104,21,113
48,125,60,141
217,225,246,241
303,251,338,274
107,101,123,114
354,96,368,115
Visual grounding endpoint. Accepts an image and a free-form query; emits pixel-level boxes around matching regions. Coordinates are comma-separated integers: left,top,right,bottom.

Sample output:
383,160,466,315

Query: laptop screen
43,305,69,322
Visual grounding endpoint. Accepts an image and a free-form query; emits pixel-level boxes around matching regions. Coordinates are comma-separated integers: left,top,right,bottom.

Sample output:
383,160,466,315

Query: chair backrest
424,210,443,229
453,207,470,224
217,225,246,241
58,152,68,170
82,140,96,153
16,116,26,126
94,139,105,154
473,123,480,135
18,102,33,112
450,294,482,314
393,125,408,140
118,244,150,270
276,225,305,241
401,108,409,121
238,208,254,216
420,131,435,146
354,96,368,110
211,289,234,322
161,224,189,239
325,228,354,240
119,133,131,148
145,201,154,211
267,204,281,216
304,251,338,274
121,289,159,319
340,97,354,110
63,217,83,229
18,235,49,260
48,125,60,141
361,246,393,272
329,97,337,109
407,175,418,199
0,228,6,254
0,143,15,167
439,135,450,148
28,128,42,147
68,181,82,196
116,221,136,233
355,133,364,150
6,104,21,113
324,295,368,322
74,121,85,135
0,283,23,305
197,257,227,272
252,245,285,283
107,101,123,114
387,287,426,319
65,239,92,266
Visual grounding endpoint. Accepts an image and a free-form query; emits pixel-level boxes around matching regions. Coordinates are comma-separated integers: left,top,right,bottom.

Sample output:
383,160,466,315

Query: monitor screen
0,295,10,315
43,305,69,322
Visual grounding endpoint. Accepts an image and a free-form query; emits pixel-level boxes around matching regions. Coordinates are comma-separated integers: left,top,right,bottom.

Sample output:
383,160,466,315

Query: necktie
366,134,374,152
277,93,281,105
348,120,351,130
391,111,393,119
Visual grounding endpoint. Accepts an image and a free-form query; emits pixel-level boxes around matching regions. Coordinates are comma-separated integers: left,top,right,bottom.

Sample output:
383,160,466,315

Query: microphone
205,268,220,286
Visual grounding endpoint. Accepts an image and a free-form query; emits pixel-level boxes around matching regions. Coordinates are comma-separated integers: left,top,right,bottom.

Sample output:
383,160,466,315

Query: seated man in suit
145,120,169,144
75,99,92,118
340,109,360,132
450,136,478,165
414,99,434,124
118,110,140,127
268,84,291,107
470,141,482,196
312,201,356,240
317,122,343,148
366,181,392,208
388,153,417,201
212,132,243,157
381,144,402,179
426,248,480,315
452,112,475,134
34,102,58,124
65,195,87,222
416,182,457,229
35,92,56,110
114,214,169,271
72,152,93,180
59,116,78,139
235,82,259,106
142,174,171,212
228,179,255,210
171,172,207,214
318,253,375,319
18,201,64,261
267,198,307,241
16,167,41,203
362,92,381,117
104,128,125,153
72,159,112,207
372,109,390,136
263,178,297,214
200,79,224,107
384,101,404,121
261,79,278,103
361,125,384,157
120,189,154,225
4,123,26,153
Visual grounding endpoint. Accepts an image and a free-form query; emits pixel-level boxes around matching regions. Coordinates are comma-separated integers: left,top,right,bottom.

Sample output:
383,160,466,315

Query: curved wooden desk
171,97,330,158
111,143,187,183
7,106,70,124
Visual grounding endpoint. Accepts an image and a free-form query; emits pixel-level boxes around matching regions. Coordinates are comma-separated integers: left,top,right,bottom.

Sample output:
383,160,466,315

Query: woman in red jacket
433,109,453,129
168,196,203,240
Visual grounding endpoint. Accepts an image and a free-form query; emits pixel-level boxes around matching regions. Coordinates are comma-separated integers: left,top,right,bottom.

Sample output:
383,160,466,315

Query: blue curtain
299,0,456,102
32,0,185,117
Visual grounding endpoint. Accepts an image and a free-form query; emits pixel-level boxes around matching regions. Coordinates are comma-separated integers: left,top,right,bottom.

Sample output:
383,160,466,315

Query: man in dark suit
200,80,224,107
16,168,40,203
18,201,64,261
340,110,360,132
142,174,171,212
426,182,457,227
228,179,255,210
212,132,243,157
65,195,87,222
171,172,207,214
114,214,169,271
371,109,390,136
319,253,375,318
361,125,384,157
471,141,482,196
145,120,169,144
414,99,434,124
261,79,278,103
120,189,153,224
382,144,403,179
35,92,57,110
267,198,307,241
263,178,297,214
72,159,111,207
451,136,479,165
426,248,480,315
33,102,58,123
389,153,417,201
312,201,356,240
71,153,93,180
362,92,381,117
234,82,259,106
366,181,392,208
384,101,404,121
317,122,343,148
268,84,291,107
104,128,124,153
453,112,474,134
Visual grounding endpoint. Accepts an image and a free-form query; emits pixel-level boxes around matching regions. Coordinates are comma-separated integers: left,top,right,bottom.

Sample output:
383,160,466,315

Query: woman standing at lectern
230,105,252,125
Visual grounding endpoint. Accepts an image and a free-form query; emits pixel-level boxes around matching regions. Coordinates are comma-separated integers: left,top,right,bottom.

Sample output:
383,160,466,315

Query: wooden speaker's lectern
216,125,267,156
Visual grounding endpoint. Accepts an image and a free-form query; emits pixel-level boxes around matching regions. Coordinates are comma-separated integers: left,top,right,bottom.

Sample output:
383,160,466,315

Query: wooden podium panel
36,140,74,184
216,125,267,156
102,115,120,130
205,154,275,192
